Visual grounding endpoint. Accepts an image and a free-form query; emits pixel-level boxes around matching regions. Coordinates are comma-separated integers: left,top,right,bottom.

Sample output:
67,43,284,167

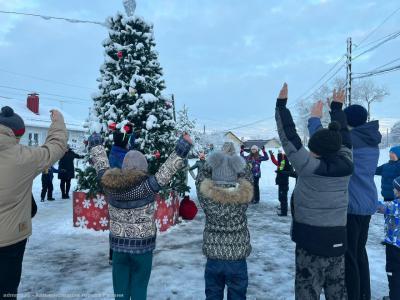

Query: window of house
28,132,39,147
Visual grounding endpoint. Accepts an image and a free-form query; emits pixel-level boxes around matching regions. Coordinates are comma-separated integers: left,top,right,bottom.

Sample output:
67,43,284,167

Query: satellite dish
123,0,136,16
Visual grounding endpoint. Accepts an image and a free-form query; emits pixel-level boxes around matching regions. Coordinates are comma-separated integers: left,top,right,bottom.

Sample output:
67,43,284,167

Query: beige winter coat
0,118,68,247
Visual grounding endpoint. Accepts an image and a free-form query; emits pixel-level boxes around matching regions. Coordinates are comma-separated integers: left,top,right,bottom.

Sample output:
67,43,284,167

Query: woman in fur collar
88,133,192,300
197,142,254,300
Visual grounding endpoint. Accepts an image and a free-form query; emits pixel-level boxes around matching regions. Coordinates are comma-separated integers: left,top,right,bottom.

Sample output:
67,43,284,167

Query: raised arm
269,151,279,166
275,83,316,175
150,135,192,190
260,146,269,161
329,89,352,149
30,110,68,176
88,133,110,179
308,101,323,137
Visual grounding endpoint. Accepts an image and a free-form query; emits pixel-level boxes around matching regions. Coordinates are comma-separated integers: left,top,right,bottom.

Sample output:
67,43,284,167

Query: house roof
243,138,281,148
0,98,85,132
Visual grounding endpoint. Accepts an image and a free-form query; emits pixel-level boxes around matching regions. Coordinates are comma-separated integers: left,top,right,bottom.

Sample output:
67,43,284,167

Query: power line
353,29,400,52
293,55,347,102
353,30,400,61
0,84,90,103
353,64,400,80
0,68,95,91
354,57,400,75
355,6,400,47
0,10,106,27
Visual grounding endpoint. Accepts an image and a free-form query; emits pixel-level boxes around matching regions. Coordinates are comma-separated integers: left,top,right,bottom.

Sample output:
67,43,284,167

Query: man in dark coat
58,146,84,199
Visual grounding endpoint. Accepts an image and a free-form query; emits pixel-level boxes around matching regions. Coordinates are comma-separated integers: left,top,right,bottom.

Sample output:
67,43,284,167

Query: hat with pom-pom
308,121,342,156
344,105,368,127
0,106,25,137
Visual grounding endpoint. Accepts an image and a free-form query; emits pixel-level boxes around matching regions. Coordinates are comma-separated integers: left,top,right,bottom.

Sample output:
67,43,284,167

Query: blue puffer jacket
108,145,128,169
376,160,400,200
310,118,382,215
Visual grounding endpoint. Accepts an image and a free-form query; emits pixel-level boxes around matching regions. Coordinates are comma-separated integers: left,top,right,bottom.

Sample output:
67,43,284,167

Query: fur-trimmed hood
199,178,253,204
101,168,148,191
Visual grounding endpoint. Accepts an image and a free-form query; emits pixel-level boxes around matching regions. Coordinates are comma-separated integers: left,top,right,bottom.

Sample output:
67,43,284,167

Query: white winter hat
251,145,259,151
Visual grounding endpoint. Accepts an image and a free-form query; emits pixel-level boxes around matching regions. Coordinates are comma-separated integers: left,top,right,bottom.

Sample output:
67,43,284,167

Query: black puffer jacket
58,149,83,179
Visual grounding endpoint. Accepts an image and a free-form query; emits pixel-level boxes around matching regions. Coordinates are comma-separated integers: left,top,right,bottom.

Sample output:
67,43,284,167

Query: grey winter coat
275,99,353,257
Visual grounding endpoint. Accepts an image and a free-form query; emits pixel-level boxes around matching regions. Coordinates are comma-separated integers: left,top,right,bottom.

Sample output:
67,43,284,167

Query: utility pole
171,94,176,122
203,125,206,134
346,37,352,106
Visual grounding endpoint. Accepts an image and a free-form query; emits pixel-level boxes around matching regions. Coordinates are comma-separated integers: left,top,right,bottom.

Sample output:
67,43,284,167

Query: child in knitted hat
377,176,400,300
88,132,192,300
376,146,400,201
197,142,253,299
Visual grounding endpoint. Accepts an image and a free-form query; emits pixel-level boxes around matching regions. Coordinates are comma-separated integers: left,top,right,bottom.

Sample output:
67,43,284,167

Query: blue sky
0,0,398,137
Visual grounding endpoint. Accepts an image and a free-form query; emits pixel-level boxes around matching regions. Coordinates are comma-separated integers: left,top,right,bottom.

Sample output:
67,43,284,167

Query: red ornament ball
154,150,161,159
108,122,117,131
117,51,123,59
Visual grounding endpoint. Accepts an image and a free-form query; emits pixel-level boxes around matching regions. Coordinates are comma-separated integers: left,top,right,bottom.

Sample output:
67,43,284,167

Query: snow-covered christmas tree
77,0,180,196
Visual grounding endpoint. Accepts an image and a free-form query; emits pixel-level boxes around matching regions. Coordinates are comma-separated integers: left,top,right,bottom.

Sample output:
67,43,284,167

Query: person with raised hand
0,107,68,299
275,83,353,300
88,132,192,300
342,100,382,299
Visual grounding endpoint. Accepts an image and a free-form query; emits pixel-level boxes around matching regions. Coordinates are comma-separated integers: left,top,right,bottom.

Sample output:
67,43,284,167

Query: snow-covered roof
0,98,85,132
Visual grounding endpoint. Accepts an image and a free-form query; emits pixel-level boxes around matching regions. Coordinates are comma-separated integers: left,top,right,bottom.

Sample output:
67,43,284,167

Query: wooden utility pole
346,37,352,106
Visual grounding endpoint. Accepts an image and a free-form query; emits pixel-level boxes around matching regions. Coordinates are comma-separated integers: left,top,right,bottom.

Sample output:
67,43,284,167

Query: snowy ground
19,150,391,300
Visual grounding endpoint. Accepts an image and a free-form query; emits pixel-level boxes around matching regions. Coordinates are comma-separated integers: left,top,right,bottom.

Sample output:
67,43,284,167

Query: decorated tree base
73,191,181,232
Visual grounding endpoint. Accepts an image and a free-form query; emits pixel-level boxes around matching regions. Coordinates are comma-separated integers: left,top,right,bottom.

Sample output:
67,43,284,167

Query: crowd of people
1,81,400,300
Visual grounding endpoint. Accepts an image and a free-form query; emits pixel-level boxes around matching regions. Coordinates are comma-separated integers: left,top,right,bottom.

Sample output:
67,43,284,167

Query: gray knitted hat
122,150,148,172
0,106,25,137
207,148,246,185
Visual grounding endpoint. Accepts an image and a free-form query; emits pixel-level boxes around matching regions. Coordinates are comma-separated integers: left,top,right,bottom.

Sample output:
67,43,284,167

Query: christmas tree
77,1,181,196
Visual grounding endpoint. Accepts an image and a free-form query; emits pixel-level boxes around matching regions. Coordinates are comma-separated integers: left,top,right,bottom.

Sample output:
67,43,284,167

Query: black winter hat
113,131,130,148
343,105,368,127
308,121,342,156
0,106,25,137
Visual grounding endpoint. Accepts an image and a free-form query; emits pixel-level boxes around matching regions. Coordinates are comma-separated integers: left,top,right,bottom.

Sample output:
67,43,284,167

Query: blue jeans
205,258,248,300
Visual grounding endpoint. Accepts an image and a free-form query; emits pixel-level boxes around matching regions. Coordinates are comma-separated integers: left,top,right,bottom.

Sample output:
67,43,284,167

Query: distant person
376,146,400,202
58,146,84,199
0,106,67,299
269,149,293,216
240,144,269,203
40,166,58,201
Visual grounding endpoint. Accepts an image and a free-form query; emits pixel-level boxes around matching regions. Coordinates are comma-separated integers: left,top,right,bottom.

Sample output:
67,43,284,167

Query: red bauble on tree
108,122,117,131
154,150,161,159
117,51,123,59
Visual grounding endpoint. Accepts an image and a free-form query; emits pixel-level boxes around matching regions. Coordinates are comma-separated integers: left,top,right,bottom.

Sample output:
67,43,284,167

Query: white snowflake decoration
94,195,106,209
162,215,169,225
165,197,172,207
99,217,109,227
82,199,92,209
75,216,89,229
123,0,136,16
